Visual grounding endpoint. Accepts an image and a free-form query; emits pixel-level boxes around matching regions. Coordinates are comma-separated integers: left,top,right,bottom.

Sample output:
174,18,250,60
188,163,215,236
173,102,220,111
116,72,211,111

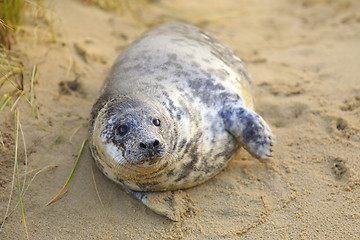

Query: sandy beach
1,0,359,239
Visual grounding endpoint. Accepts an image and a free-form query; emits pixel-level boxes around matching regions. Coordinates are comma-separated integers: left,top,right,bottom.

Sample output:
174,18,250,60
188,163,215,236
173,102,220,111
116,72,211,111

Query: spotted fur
88,22,274,193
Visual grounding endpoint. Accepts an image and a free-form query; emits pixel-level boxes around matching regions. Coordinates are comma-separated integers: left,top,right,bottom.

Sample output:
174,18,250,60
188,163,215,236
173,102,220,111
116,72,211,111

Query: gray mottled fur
88,22,274,219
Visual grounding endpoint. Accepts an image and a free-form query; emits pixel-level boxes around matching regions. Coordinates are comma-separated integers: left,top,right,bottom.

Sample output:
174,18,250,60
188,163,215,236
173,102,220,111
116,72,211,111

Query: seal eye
117,124,129,136
153,119,161,127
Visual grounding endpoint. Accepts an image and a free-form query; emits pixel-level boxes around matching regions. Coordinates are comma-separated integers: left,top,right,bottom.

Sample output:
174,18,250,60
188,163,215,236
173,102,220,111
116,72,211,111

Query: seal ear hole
117,124,129,136
153,118,161,127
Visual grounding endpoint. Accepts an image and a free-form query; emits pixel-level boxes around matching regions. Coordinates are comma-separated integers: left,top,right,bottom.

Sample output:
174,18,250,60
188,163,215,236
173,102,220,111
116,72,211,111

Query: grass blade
0,69,31,106
46,138,88,206
0,70,14,85
19,119,28,194
14,109,30,240
0,94,12,111
0,116,17,231
91,164,104,209
30,65,36,117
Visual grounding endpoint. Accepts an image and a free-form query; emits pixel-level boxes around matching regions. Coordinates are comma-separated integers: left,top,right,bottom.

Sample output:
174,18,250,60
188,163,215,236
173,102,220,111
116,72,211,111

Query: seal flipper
220,104,274,159
126,189,197,221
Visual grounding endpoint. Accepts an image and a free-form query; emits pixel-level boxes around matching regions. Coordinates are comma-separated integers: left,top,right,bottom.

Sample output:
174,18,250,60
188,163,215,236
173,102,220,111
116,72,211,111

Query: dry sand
1,0,360,239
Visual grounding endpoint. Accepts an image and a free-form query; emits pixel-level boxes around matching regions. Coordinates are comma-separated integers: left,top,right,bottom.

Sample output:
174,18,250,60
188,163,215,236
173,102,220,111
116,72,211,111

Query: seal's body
89,23,273,220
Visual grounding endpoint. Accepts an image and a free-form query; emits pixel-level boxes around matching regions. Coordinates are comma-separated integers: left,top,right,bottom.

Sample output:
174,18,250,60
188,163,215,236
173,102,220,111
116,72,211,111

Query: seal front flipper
220,104,274,159
126,189,198,221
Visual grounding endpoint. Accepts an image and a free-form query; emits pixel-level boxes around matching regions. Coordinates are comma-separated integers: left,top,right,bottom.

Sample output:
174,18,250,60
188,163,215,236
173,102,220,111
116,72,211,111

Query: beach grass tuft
0,0,25,48
0,0,25,27
0,47,33,112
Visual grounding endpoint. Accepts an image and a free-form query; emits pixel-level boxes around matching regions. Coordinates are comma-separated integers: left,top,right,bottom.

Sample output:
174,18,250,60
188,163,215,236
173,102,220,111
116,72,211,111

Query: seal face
89,22,274,219
100,99,167,162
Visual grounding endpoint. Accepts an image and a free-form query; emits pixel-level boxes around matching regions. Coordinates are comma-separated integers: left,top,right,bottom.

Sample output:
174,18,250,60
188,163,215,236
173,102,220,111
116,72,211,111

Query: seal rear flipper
220,104,274,159
126,189,198,221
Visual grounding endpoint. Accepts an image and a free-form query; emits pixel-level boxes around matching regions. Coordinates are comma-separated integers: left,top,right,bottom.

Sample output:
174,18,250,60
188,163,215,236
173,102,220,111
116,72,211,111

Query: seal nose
139,139,164,158
139,139,161,151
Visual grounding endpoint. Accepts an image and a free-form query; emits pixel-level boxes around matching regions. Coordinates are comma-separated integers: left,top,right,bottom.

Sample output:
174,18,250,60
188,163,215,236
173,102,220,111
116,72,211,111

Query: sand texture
1,0,360,239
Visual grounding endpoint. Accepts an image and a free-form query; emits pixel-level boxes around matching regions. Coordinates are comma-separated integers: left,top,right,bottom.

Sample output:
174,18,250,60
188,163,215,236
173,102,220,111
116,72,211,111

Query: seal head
102,98,166,163
91,96,177,190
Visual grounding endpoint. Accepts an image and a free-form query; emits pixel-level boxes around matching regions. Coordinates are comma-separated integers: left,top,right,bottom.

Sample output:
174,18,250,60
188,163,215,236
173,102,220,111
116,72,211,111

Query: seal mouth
134,148,166,165
134,156,163,166
122,138,166,165
143,149,163,159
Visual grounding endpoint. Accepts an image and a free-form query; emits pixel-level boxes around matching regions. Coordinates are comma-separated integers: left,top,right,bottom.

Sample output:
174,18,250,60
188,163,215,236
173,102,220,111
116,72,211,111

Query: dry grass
0,2,89,239
0,48,31,112
0,52,36,122
0,0,25,48
13,109,30,240
46,138,88,206
0,0,25,27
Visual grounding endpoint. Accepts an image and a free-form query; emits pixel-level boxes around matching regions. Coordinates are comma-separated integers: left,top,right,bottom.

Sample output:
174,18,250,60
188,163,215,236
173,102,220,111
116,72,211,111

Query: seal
89,22,274,220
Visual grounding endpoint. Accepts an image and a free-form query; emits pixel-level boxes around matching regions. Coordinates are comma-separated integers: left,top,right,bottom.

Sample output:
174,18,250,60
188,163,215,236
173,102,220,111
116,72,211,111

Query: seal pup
89,22,274,220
